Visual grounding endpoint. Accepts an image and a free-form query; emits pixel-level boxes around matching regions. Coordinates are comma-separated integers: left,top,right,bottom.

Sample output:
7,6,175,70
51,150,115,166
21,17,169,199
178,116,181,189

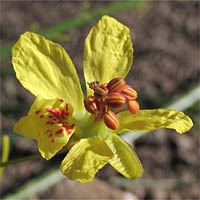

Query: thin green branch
0,0,146,60
0,135,10,178
0,154,41,168
3,168,65,200
0,147,67,168
110,177,198,190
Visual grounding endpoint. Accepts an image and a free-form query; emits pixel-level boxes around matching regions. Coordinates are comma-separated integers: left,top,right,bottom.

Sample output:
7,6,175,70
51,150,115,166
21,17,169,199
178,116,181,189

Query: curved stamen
85,78,140,130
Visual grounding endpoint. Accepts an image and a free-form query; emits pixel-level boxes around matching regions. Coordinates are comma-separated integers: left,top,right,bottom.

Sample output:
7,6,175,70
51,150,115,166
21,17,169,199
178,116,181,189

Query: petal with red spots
14,96,76,160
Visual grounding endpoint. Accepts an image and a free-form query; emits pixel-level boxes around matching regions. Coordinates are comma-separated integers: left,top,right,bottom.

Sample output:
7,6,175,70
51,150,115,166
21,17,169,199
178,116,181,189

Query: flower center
84,78,140,130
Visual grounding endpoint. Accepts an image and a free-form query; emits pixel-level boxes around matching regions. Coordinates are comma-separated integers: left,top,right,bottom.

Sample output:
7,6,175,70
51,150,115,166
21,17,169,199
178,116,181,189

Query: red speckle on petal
64,127,71,135
40,115,45,119
70,124,75,129
56,128,64,135
64,112,69,117
51,138,55,143
48,133,52,138
65,103,68,111
46,121,55,125
35,110,41,114
67,130,72,135
46,108,54,113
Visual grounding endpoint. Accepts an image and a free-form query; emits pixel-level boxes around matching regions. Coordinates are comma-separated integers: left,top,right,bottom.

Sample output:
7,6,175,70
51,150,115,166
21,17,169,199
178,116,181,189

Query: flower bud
94,84,109,98
128,100,140,114
121,85,137,101
104,110,120,130
107,78,126,92
84,96,99,114
105,92,126,108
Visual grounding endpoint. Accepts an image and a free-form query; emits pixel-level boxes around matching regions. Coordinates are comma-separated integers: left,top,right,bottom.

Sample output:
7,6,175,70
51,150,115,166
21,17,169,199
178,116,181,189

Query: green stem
0,135,10,178
0,0,146,60
0,148,67,167
0,154,41,167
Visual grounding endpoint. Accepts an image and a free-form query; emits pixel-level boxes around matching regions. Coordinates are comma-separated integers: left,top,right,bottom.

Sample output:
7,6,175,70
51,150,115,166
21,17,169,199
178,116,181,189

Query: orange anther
84,96,99,114
104,110,120,130
107,78,126,92
94,84,109,98
105,92,126,108
121,85,137,101
128,100,140,114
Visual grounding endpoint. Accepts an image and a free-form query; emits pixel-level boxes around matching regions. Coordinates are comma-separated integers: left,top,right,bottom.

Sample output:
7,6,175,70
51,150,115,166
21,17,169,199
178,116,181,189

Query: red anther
94,84,109,98
107,78,126,92
128,100,140,114
104,110,120,130
84,96,99,114
105,92,126,108
88,81,99,90
121,85,137,101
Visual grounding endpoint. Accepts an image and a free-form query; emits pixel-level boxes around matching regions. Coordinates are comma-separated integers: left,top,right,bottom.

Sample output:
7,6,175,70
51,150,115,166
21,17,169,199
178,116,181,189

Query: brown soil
1,1,199,199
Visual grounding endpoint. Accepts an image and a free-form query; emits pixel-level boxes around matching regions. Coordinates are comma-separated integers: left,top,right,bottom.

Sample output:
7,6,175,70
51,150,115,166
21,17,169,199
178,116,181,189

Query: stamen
104,110,120,130
84,96,99,114
94,84,109,98
105,92,126,108
121,85,137,101
84,78,140,130
107,78,126,92
128,101,140,114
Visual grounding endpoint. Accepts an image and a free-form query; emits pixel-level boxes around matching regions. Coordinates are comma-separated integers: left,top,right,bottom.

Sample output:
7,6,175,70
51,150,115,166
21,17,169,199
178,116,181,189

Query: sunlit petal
12,32,84,113
61,136,113,183
14,97,76,160
105,133,143,179
84,15,133,96
115,109,193,134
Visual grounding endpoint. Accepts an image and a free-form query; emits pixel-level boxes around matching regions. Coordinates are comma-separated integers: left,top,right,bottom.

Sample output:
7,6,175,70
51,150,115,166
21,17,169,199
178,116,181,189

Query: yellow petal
12,32,84,113
116,109,193,134
84,15,133,96
105,133,143,180
60,136,113,183
14,97,76,160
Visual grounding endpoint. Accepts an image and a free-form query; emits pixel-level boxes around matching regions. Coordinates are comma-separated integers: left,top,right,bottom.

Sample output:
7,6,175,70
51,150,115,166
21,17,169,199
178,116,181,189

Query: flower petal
12,32,84,113
14,97,76,160
105,133,143,180
60,136,113,183
116,109,193,134
84,15,133,96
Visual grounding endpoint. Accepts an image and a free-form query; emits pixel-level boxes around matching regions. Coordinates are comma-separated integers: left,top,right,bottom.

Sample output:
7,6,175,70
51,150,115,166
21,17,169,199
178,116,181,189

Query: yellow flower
12,15,193,183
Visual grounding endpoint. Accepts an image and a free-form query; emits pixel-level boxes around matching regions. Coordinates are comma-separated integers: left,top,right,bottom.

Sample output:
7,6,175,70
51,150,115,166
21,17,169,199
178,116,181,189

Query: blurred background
1,1,199,199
